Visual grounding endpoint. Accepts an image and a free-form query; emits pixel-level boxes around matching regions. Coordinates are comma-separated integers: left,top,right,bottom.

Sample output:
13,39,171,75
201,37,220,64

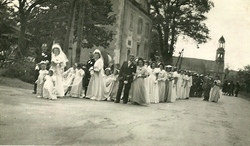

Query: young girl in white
63,63,77,95
43,69,57,100
110,66,120,101
70,63,85,98
36,61,48,98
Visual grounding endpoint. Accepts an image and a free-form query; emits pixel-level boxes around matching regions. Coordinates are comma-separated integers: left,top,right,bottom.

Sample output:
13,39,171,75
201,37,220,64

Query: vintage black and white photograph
0,0,250,145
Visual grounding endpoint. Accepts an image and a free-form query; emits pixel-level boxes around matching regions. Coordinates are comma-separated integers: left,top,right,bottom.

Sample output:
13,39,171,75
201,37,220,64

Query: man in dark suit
33,43,51,94
83,52,95,96
115,54,136,104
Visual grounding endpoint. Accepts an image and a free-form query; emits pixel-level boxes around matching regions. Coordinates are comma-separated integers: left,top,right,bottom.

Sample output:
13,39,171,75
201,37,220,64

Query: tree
27,0,70,49
0,0,17,52
73,0,116,62
26,0,115,62
238,65,250,92
150,0,214,64
15,0,47,58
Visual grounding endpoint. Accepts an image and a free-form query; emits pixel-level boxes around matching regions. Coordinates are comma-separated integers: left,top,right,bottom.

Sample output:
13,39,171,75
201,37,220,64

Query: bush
3,61,35,84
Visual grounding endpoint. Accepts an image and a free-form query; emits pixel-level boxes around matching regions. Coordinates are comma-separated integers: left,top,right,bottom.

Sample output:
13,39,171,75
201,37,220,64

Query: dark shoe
123,102,127,104
186,97,189,99
32,91,36,94
114,101,119,103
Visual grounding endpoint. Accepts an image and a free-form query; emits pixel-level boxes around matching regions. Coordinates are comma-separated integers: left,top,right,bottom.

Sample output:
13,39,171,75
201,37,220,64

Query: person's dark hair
159,63,164,68
150,61,156,68
77,63,83,69
137,58,144,65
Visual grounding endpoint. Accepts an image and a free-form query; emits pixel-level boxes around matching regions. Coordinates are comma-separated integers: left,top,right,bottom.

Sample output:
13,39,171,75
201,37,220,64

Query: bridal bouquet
89,67,94,75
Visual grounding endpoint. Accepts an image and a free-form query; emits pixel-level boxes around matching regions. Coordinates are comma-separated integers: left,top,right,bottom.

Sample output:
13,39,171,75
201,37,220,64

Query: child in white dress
36,61,48,98
110,68,119,101
63,63,77,95
43,69,57,100
70,63,85,98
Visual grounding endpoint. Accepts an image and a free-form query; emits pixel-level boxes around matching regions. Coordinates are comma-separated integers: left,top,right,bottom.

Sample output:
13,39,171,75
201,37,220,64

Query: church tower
214,36,225,76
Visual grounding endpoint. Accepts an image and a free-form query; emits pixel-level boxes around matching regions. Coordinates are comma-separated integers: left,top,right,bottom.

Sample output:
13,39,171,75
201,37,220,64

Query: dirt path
0,85,250,145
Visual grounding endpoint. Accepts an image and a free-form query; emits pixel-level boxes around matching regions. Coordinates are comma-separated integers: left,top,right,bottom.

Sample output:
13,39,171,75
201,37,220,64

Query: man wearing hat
33,43,51,94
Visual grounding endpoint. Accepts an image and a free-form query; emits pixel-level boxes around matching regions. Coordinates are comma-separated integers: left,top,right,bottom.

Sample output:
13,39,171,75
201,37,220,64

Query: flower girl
70,63,85,98
43,69,57,100
36,61,48,98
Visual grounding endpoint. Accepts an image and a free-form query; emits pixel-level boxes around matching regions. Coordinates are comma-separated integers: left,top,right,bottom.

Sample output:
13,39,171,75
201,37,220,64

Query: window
145,22,149,38
129,10,134,30
136,44,140,56
144,41,148,58
137,17,143,35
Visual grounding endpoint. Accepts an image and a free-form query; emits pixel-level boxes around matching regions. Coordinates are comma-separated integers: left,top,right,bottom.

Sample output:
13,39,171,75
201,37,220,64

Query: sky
174,0,250,71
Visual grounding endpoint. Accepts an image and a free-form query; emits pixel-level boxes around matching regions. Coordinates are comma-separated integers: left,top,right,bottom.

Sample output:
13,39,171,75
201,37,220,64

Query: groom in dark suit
115,54,136,104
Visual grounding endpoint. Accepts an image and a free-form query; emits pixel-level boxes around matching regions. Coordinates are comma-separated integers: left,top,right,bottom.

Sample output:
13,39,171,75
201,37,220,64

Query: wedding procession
1,0,250,145
33,43,221,105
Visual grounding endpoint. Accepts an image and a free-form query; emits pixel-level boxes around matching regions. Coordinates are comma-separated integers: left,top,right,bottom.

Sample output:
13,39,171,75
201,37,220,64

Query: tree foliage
150,0,214,64
0,0,17,51
3,0,115,61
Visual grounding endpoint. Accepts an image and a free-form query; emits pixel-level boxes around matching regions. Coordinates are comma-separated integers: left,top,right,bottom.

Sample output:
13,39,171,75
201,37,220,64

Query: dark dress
234,83,240,97
203,77,212,101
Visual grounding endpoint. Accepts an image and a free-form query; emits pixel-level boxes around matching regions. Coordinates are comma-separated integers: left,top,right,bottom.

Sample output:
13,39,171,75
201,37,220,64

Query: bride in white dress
86,49,107,101
50,43,68,98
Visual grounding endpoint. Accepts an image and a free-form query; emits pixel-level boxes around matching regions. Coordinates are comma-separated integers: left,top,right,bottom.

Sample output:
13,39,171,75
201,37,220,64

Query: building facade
69,0,152,66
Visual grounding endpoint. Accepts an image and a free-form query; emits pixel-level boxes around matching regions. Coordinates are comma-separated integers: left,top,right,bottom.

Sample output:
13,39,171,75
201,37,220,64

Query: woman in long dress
186,72,192,99
147,62,160,103
130,58,150,105
165,65,172,102
179,70,186,99
209,76,221,102
168,67,178,103
70,63,85,98
50,44,68,98
86,49,107,101
158,63,167,102
144,61,151,103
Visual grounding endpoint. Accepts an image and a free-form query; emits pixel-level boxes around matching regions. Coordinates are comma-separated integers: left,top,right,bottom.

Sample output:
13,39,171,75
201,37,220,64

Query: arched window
137,17,143,35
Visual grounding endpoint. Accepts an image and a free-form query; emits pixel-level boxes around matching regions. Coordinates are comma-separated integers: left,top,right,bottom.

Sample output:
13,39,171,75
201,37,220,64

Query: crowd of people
222,80,240,97
33,43,223,105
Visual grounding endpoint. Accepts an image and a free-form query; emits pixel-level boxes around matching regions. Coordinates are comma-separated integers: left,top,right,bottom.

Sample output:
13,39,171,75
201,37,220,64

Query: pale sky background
175,0,250,71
